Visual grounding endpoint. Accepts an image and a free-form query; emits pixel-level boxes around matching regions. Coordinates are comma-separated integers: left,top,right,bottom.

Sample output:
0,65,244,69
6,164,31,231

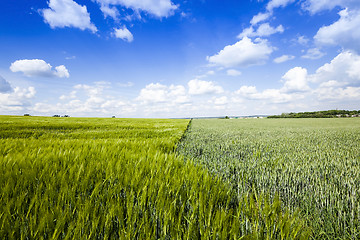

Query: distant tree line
268,110,360,118
52,115,70,117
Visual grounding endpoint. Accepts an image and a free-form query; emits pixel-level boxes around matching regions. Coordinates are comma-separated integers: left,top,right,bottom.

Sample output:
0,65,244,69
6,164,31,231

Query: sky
1,0,360,118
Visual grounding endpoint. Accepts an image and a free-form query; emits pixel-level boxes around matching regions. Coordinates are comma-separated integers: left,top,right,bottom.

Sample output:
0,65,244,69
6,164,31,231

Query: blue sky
1,0,360,117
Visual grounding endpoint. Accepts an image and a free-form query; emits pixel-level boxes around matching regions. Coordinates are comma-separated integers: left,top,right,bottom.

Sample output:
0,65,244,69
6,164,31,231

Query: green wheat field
1,116,359,239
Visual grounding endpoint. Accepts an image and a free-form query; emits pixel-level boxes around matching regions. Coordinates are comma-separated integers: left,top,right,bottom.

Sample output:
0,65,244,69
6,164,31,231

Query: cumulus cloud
134,82,192,116
235,85,296,103
315,84,360,101
233,50,360,106
314,9,360,52
59,90,77,100
10,59,70,78
273,55,295,63
234,68,310,103
302,0,360,14
256,23,284,36
281,67,310,93
227,69,242,76
34,82,133,116
54,65,70,78
74,82,110,99
213,96,228,105
310,50,360,84
302,48,325,60
99,4,119,19
266,0,296,12
0,76,12,93
188,79,223,95
113,27,134,42
250,12,271,25
137,83,189,104
33,99,130,116
238,23,284,38
0,86,36,113
95,0,178,18
41,0,97,32
207,37,274,68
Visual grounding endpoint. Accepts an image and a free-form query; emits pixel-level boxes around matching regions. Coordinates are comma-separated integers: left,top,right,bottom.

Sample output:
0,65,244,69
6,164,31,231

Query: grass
0,116,309,239
177,118,360,239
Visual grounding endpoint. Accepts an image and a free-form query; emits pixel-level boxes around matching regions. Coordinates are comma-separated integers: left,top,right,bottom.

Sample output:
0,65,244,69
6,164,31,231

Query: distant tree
24,113,30,116
267,110,359,118
52,115,60,117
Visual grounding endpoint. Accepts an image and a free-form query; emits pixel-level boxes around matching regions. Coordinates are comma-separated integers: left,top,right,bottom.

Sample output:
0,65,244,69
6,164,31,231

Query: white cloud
315,84,360,100
99,4,119,19
54,65,70,78
238,27,255,38
137,83,169,103
235,85,296,103
113,27,134,42
297,35,309,45
59,90,77,100
188,79,223,95
235,85,257,95
266,0,295,12
256,23,284,36
137,83,189,103
0,86,36,113
226,69,242,76
233,67,308,105
95,0,178,18
135,82,193,116
238,23,284,38
314,9,360,52
310,50,360,84
0,76,12,93
281,67,310,93
234,51,360,105
273,55,295,63
10,59,70,78
213,96,228,105
250,12,271,25
33,82,133,116
302,48,325,60
302,0,360,14
207,37,274,68
74,81,109,97
42,0,97,33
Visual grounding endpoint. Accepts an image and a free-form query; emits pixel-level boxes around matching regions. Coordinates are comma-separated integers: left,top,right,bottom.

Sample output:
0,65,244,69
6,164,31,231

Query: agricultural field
0,116,308,239
177,118,360,239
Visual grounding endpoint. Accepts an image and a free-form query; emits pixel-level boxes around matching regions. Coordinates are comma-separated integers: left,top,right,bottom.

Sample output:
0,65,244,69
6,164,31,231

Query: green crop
0,116,308,239
177,118,360,239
